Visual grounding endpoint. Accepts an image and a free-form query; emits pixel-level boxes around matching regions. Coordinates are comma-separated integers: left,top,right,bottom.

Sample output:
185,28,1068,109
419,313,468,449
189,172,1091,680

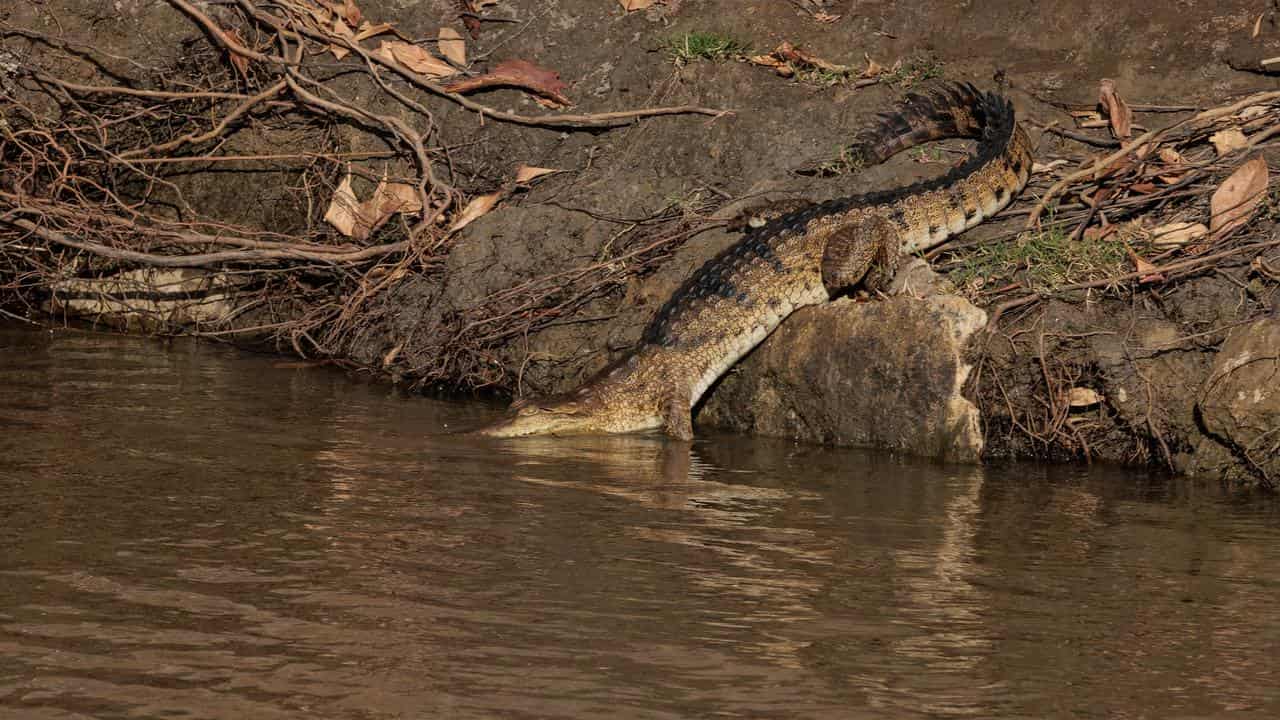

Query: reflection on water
2,324,1279,719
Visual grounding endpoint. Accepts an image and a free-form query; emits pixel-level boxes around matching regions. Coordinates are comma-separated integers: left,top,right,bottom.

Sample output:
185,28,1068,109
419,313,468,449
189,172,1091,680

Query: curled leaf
772,41,849,73
1126,246,1165,284
748,53,794,77
450,192,502,231
324,173,423,241
1209,128,1248,157
1098,79,1132,139
861,53,884,78
1209,153,1269,241
331,0,362,27
618,0,658,10
323,174,360,237
375,40,458,79
443,59,571,106
514,164,558,183
353,21,395,42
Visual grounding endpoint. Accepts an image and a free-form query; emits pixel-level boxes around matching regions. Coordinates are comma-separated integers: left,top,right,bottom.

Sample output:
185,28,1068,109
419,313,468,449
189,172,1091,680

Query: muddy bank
3,1,1279,484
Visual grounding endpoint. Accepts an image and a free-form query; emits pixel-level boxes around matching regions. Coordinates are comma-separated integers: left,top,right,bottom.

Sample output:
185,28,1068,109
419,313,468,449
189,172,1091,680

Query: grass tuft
880,54,945,88
947,222,1134,297
666,31,747,65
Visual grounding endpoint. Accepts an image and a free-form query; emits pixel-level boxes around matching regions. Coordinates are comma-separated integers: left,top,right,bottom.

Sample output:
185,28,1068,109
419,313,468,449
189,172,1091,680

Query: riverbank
3,1,1277,484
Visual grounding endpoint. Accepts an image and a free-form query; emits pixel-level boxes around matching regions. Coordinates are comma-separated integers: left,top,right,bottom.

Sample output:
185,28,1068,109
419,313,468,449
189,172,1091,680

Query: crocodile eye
517,405,540,416
551,401,580,414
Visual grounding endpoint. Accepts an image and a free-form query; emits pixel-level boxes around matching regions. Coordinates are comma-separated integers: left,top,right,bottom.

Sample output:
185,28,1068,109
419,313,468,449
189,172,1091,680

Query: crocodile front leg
820,215,902,295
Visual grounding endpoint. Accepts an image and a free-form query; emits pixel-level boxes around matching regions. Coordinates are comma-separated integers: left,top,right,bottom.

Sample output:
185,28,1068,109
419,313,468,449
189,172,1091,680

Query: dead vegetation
0,0,724,376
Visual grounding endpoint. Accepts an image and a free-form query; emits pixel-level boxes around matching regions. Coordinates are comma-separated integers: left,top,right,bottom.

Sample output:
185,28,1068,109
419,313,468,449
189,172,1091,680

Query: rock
699,260,988,462
1197,317,1280,485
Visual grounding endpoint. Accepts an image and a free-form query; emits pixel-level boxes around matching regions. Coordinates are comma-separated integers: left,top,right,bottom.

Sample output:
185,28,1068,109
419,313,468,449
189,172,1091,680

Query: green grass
946,223,1133,296
880,54,945,88
665,31,747,65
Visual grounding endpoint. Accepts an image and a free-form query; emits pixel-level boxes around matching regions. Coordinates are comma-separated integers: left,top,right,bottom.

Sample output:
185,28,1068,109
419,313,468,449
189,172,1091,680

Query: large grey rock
1197,317,1280,485
699,260,988,462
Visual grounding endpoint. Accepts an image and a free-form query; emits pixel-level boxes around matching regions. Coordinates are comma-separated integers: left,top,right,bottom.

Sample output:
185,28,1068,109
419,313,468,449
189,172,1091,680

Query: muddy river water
2,323,1279,719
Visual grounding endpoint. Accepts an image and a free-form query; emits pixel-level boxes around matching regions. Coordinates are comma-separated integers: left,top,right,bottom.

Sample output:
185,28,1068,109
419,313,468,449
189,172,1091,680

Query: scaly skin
481,83,1033,440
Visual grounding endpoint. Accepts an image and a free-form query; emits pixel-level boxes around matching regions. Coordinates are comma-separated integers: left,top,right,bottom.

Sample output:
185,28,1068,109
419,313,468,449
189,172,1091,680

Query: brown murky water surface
2,324,1279,719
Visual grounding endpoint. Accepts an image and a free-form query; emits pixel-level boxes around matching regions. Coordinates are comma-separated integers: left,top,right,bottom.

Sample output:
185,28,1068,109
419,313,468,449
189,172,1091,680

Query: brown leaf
618,0,657,10
1209,128,1248,157
450,192,502,231
329,18,354,60
772,41,849,73
353,21,395,42
1126,246,1165,284
861,53,884,78
1067,387,1102,408
374,178,423,214
375,40,458,79
1149,221,1208,247
748,53,794,77
1209,153,1269,241
514,164,559,183
1098,79,1132,139
438,27,467,66
222,27,251,79
1254,13,1264,38
330,0,362,27
324,174,422,241
323,174,360,238
442,59,571,106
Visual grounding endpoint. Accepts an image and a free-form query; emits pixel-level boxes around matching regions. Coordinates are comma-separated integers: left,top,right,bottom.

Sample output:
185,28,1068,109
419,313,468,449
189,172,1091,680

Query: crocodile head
477,389,664,438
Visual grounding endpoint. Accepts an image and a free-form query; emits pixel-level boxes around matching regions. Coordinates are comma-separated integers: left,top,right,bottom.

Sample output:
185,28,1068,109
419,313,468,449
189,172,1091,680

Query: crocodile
480,82,1033,440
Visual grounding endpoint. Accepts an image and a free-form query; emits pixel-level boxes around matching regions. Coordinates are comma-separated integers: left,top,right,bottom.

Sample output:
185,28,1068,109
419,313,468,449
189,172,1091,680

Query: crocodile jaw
477,400,663,438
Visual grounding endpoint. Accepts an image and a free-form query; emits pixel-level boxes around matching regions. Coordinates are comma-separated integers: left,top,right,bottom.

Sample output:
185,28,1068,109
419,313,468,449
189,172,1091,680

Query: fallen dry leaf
375,40,458,79
773,41,849,73
442,59,571,106
450,192,502,231
1149,221,1208,247
1098,79,1132,139
329,18,355,60
1209,153,1269,241
324,174,423,241
374,178,423,214
1126,246,1165,284
1155,147,1188,184
748,53,794,77
1209,128,1248,156
353,21,395,42
618,0,658,10
330,0,362,27
1067,387,1102,408
221,27,251,79
813,12,842,23
1254,12,1264,39
514,164,558,183
323,174,360,237
861,53,884,78
438,27,467,66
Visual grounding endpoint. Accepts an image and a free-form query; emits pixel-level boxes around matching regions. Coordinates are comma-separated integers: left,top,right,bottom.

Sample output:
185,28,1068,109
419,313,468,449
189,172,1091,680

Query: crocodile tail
845,81,1003,167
